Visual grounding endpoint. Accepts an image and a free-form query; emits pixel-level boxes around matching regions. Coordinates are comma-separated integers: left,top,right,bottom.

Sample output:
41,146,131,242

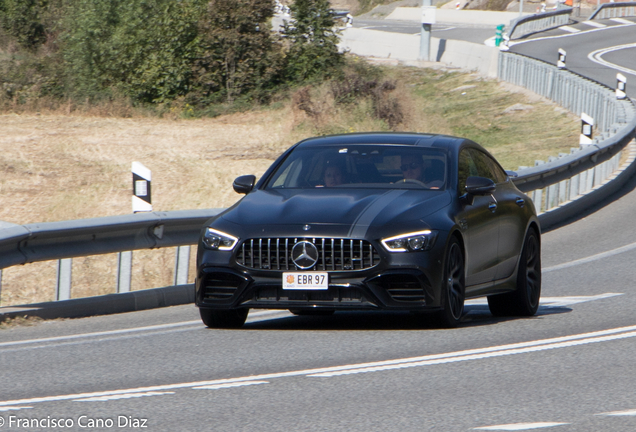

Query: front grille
236,238,380,271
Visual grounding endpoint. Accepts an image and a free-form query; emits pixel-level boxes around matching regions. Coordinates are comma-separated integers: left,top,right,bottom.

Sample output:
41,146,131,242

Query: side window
458,149,479,194
485,155,508,184
468,149,496,181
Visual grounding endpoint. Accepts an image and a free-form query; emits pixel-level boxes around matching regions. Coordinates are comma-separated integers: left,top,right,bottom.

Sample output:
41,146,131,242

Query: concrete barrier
339,27,500,77
386,7,528,26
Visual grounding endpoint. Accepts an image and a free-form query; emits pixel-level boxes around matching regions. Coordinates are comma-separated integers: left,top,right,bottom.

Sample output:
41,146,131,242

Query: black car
195,133,541,328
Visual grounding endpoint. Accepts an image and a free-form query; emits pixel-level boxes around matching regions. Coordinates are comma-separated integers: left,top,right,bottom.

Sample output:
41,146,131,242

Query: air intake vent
236,238,380,271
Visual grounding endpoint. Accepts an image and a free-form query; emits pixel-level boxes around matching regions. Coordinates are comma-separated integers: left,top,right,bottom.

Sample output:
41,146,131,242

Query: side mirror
465,176,496,195
233,175,256,194
461,176,496,205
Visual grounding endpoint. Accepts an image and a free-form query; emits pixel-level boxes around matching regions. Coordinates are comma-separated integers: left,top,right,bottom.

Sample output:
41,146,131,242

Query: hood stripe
347,190,408,239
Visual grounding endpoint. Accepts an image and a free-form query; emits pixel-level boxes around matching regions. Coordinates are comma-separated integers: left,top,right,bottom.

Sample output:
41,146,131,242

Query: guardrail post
174,246,191,285
117,251,132,293
56,258,72,301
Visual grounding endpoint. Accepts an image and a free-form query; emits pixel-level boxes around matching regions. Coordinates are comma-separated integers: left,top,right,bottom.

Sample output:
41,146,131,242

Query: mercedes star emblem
291,241,319,269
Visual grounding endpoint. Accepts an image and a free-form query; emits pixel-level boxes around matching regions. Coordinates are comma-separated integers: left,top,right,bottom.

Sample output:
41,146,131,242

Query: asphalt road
2,17,636,432
510,17,636,97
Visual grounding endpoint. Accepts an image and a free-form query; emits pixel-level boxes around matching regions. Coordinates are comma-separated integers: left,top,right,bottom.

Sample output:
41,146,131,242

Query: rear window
267,145,448,190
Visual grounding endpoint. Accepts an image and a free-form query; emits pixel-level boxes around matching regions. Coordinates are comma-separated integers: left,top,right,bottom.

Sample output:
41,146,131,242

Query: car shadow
241,304,572,331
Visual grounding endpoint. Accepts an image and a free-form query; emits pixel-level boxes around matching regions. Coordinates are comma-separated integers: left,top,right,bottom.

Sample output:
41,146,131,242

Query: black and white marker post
132,161,152,213
580,112,594,146
117,162,152,293
557,48,566,69
617,73,627,100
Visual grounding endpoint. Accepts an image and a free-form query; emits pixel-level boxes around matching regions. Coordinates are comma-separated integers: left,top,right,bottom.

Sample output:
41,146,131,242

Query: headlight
381,230,437,252
202,228,238,251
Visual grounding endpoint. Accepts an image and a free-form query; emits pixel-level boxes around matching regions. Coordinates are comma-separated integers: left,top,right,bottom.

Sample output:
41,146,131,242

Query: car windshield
266,145,448,190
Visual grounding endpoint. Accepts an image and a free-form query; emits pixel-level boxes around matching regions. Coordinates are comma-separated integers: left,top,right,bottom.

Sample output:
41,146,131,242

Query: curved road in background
510,18,636,97
1,19,636,432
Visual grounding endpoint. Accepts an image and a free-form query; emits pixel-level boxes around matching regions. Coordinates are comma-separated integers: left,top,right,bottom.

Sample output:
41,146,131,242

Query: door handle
516,198,525,208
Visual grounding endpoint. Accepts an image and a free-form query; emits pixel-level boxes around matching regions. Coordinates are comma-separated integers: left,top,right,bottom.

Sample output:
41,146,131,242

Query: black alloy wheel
437,237,465,328
488,228,541,317
200,308,249,329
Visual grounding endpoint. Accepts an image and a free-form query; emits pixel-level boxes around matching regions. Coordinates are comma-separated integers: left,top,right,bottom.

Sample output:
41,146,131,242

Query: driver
400,155,424,182
400,155,444,189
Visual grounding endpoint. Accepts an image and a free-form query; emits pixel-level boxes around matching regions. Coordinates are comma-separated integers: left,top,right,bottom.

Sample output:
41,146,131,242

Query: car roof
295,132,466,149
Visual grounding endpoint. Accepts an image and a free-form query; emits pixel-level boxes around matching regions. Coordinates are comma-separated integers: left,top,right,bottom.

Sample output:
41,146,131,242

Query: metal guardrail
499,51,636,215
0,209,223,302
507,8,572,40
589,1,636,20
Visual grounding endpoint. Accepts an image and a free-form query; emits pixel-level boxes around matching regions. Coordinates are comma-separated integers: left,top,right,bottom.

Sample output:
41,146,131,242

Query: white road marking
509,22,634,47
473,423,569,430
0,310,287,351
466,293,622,308
582,20,606,28
74,391,175,402
544,240,636,272
560,26,580,33
0,406,32,411
610,18,634,25
588,43,636,77
193,381,269,390
2,325,636,407
308,329,636,377
596,408,636,416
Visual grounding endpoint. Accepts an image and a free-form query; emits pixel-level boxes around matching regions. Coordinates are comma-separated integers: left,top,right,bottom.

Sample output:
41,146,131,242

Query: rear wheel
199,308,249,329
488,228,541,317
436,237,465,328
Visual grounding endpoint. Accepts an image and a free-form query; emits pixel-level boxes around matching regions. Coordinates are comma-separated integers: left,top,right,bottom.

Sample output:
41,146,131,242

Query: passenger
324,164,344,187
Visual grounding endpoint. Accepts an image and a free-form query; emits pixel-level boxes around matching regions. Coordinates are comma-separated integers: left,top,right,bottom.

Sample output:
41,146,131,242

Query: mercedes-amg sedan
196,133,541,328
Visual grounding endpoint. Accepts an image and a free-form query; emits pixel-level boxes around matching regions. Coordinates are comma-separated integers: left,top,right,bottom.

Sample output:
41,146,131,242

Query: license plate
283,272,329,290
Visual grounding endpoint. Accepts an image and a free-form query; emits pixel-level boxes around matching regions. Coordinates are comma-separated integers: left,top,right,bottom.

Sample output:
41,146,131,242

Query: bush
192,0,283,104
283,0,343,82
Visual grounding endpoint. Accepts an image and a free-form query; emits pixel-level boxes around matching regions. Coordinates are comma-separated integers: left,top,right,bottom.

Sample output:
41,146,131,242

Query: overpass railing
589,1,636,20
507,8,572,41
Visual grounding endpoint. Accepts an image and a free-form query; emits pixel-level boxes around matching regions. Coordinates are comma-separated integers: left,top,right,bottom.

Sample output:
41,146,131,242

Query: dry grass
0,64,580,307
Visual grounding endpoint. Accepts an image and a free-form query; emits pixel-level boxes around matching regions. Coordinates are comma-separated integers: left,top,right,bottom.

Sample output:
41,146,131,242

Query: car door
456,148,500,290
481,154,527,281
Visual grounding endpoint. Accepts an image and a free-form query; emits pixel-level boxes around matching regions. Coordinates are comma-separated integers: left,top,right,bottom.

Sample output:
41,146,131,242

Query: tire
488,228,541,317
289,309,335,316
199,308,249,329
436,237,465,328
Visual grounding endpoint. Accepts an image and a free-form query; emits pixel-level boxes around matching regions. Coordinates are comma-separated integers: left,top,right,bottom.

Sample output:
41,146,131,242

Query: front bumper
196,258,445,312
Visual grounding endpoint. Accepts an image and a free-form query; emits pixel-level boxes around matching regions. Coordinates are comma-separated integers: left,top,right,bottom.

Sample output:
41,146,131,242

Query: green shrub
283,0,343,82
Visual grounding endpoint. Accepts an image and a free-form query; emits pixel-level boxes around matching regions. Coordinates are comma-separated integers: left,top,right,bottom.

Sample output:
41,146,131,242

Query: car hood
219,188,452,238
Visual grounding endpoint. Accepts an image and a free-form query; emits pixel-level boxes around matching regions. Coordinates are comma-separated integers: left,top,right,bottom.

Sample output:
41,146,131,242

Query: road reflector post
617,73,626,100
495,24,504,47
132,162,152,213
580,112,594,146
557,48,566,68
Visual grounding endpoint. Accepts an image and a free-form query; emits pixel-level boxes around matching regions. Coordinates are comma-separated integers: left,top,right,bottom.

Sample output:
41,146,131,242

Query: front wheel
199,308,249,329
436,237,465,328
488,228,541,317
